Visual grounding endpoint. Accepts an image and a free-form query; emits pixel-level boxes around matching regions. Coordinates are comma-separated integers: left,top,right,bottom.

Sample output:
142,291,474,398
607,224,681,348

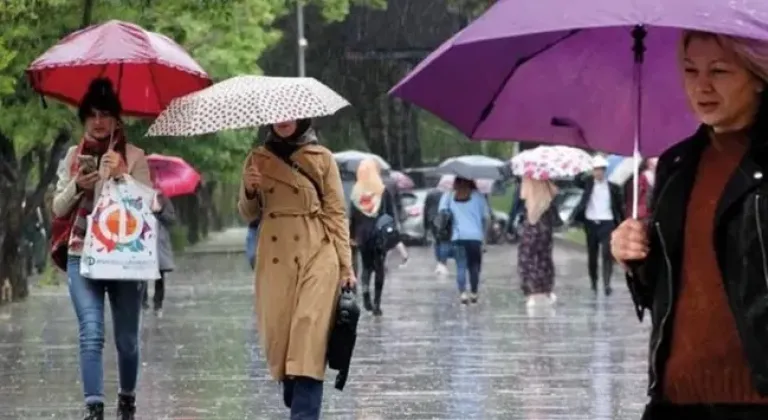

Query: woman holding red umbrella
51,79,151,420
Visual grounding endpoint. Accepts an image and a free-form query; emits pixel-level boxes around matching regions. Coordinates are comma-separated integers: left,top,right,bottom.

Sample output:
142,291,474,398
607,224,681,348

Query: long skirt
517,218,555,296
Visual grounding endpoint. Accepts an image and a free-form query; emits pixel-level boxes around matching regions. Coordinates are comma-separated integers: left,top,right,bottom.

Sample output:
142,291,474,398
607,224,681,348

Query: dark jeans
641,401,768,420
452,240,483,293
434,241,453,264
584,220,615,289
142,272,166,309
67,257,144,404
359,244,386,306
283,376,324,419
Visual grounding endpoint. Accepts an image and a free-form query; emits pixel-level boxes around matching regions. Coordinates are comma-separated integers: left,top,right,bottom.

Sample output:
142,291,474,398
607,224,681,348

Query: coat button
294,256,299,264
294,235,300,241
272,236,278,242
269,213,275,218
322,237,330,244
755,172,763,180
272,257,279,264
293,187,299,194
268,187,275,193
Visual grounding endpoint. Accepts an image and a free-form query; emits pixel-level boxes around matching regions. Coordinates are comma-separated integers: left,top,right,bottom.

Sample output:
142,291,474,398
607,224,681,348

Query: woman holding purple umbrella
612,31,768,418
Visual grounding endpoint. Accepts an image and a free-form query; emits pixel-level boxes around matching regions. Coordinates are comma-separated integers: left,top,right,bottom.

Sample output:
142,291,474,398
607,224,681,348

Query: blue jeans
67,257,144,404
246,225,260,269
434,241,453,264
452,240,483,293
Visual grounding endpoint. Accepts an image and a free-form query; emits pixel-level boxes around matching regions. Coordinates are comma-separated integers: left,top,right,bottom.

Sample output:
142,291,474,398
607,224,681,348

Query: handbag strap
266,144,323,203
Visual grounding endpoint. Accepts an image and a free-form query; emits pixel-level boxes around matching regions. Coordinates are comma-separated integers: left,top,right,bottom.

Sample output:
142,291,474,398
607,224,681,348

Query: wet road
0,234,650,419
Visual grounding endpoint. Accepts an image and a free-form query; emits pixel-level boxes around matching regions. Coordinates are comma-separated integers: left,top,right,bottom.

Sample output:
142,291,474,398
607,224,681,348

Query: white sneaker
435,264,449,276
549,293,557,304
459,292,469,304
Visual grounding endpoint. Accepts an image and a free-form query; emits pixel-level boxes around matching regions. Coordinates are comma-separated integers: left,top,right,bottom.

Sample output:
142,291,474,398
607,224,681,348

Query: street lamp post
296,1,307,77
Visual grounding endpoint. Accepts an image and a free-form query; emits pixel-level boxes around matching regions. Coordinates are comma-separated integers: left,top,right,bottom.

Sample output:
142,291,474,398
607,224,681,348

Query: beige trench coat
238,144,352,381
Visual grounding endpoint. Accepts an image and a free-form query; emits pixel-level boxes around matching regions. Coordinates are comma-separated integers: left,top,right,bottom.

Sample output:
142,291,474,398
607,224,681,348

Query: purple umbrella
390,0,768,158
391,0,768,216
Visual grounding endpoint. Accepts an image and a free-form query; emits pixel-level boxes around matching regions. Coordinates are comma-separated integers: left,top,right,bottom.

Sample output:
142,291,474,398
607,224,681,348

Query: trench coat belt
267,208,322,219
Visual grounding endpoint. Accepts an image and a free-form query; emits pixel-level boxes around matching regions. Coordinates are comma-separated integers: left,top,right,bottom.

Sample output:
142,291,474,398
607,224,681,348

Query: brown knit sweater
662,130,768,403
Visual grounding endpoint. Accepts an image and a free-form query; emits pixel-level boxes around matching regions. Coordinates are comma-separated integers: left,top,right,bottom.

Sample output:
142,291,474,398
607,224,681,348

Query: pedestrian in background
517,176,559,307
142,176,176,317
573,155,624,296
439,177,489,304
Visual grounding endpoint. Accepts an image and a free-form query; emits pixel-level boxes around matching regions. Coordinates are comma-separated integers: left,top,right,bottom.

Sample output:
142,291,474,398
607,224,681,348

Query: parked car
399,188,430,245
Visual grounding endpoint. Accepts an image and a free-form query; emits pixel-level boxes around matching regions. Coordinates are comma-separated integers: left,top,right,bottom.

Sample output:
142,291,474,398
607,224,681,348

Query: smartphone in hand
77,155,97,174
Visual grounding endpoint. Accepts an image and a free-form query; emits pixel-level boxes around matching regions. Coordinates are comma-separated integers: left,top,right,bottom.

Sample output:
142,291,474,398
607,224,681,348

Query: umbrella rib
147,63,164,111
469,29,580,136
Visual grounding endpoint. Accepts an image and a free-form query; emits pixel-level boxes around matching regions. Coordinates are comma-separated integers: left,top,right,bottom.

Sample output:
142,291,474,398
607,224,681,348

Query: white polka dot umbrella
146,75,351,136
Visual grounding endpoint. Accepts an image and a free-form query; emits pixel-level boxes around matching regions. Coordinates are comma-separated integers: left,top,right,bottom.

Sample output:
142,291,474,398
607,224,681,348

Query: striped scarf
68,132,126,254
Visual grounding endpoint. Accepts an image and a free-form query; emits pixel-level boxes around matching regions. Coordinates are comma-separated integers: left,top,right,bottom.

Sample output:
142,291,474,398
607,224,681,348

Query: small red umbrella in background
389,170,415,190
27,20,211,117
147,154,201,198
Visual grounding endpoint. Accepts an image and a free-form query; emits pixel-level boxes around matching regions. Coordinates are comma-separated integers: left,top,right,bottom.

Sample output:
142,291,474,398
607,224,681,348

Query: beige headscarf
350,158,386,217
520,176,558,224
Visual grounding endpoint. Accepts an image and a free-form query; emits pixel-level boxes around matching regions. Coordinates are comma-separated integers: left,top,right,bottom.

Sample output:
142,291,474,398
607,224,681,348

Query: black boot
590,278,598,293
116,394,136,420
83,403,104,420
372,284,383,317
362,292,373,312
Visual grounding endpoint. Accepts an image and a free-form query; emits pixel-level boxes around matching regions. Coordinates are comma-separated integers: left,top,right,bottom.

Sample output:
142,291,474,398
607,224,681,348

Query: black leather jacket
629,124,768,399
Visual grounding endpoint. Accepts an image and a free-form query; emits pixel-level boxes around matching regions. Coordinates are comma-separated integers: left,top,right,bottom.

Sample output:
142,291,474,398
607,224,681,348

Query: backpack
372,213,400,251
432,195,454,242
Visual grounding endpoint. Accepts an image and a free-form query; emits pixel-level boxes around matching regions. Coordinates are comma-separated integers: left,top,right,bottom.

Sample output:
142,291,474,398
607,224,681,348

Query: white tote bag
80,175,160,281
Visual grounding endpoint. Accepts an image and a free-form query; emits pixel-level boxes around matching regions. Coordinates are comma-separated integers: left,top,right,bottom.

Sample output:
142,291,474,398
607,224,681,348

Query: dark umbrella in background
435,155,506,181
27,19,211,117
333,150,391,175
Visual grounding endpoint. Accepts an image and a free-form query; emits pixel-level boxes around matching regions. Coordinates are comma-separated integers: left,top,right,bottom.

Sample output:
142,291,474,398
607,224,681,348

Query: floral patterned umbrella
511,146,593,180
146,75,350,136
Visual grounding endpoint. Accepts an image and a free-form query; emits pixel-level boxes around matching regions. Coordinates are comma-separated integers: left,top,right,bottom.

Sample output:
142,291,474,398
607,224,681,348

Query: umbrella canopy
333,150,391,173
511,146,593,180
27,20,211,117
147,154,201,198
437,174,494,194
390,0,768,156
146,75,350,136
436,155,506,180
389,170,415,190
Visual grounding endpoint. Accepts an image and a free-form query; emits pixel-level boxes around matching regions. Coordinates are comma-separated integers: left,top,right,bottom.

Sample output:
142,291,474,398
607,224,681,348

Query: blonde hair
681,30,768,84
354,158,385,196
520,177,558,225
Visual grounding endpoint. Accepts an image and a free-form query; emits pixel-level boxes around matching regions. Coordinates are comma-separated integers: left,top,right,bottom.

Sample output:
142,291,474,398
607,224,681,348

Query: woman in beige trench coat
238,118,355,419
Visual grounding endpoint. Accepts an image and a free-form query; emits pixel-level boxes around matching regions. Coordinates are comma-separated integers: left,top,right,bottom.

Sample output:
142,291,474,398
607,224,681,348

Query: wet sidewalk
0,234,649,419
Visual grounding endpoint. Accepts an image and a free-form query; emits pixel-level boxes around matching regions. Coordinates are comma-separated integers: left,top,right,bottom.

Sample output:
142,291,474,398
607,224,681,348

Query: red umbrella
147,154,201,198
27,20,211,117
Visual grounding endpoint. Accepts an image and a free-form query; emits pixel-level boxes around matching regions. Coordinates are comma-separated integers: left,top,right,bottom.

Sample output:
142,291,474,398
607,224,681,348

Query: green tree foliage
0,0,375,302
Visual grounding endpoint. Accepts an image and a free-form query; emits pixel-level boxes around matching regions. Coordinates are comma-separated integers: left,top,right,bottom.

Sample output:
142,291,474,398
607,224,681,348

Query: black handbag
326,287,360,390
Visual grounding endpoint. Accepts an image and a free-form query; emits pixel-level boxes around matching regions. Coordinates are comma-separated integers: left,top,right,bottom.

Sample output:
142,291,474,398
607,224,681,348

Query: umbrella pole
630,25,647,220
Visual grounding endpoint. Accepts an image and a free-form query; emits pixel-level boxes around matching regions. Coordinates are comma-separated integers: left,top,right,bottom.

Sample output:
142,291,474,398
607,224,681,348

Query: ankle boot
116,394,136,420
373,288,383,317
83,403,104,420
362,291,373,312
